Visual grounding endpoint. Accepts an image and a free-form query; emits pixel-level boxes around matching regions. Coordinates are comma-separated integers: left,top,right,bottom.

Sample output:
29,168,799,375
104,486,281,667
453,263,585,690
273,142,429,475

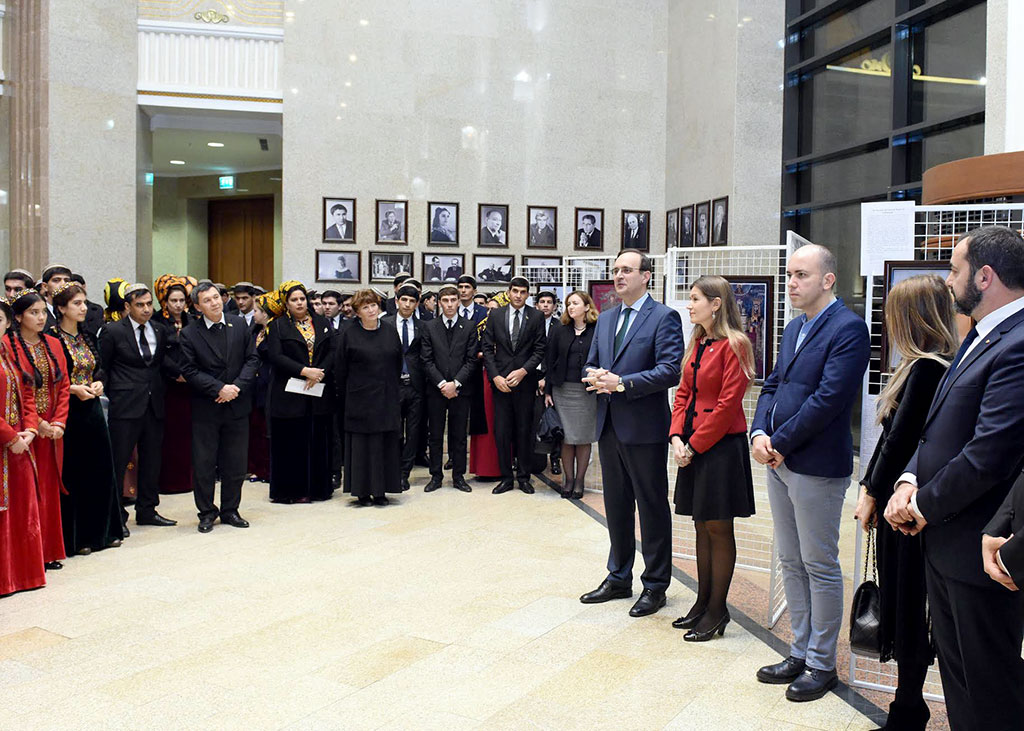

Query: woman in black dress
247,290,282,483
265,281,335,503
855,275,957,731
154,276,194,495
334,289,403,505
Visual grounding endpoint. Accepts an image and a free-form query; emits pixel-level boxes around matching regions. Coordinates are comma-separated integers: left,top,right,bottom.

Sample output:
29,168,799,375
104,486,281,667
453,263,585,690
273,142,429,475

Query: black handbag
849,526,882,659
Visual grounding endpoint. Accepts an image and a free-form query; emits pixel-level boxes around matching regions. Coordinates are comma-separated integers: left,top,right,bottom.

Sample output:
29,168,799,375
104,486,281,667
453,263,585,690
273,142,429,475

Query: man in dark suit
482,276,547,494
623,212,647,249
750,244,869,702
179,281,260,533
383,273,412,316
232,282,257,329
98,283,178,532
884,226,1024,729
456,275,489,326
577,215,602,249
39,263,73,331
382,284,427,491
480,210,506,245
579,250,683,617
70,273,106,337
420,284,478,493
425,257,443,282
535,290,562,475
529,210,555,247
325,203,353,240
444,258,463,281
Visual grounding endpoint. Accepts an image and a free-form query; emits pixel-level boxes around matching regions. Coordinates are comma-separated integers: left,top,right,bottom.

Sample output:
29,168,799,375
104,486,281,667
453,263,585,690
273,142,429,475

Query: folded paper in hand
285,377,325,398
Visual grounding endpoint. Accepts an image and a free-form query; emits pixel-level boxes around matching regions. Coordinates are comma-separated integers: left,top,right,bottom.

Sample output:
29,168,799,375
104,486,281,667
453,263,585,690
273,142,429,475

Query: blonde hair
560,290,598,326
684,275,755,380
877,274,957,422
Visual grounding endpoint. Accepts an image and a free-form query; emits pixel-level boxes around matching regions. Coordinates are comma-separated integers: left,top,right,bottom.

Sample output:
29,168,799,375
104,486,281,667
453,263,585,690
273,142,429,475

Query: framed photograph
666,208,679,250
729,276,774,381
376,199,407,244
370,252,413,283
680,205,694,248
575,207,604,251
521,255,563,284
694,201,711,246
323,197,356,243
473,254,514,283
711,196,729,246
667,255,690,303
527,205,558,248
423,253,464,283
478,203,509,247
881,261,952,371
621,209,651,251
589,279,620,313
428,201,459,245
316,250,360,283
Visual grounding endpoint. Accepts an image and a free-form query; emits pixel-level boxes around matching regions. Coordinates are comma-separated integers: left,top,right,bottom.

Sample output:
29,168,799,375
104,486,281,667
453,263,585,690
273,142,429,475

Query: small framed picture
323,197,356,242
711,196,729,246
527,205,557,248
729,276,774,381
316,250,360,283
521,255,563,285
680,205,695,248
621,209,650,251
370,252,413,283
423,253,464,283
478,203,509,247
376,199,407,244
588,280,620,313
428,201,459,245
694,201,711,246
473,254,514,283
575,207,604,251
666,208,679,250
881,261,952,371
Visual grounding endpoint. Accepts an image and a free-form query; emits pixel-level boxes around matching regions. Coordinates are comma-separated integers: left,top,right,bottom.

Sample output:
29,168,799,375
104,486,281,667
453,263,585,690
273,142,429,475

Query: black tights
684,519,737,632
560,443,592,489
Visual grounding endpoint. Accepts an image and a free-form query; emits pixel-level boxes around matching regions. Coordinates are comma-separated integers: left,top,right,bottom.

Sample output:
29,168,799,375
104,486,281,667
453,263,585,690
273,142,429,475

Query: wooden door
208,197,274,288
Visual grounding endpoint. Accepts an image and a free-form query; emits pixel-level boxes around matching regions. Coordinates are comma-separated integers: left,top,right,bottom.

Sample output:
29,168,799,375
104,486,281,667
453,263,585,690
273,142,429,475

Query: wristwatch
615,377,625,393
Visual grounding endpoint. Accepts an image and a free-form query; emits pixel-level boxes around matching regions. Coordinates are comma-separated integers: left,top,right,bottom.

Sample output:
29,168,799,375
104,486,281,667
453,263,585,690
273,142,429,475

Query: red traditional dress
0,342,45,596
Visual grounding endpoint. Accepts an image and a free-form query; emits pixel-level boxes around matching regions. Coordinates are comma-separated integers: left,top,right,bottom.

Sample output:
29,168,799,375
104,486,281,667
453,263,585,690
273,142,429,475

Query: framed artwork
881,261,952,371
694,201,711,246
370,252,413,283
478,203,509,247
521,255,562,284
621,209,651,251
666,208,679,250
667,255,689,303
588,279,620,313
527,205,558,248
423,253,464,283
729,276,774,381
711,196,729,246
376,199,407,244
474,254,514,283
680,205,694,248
575,207,604,251
315,250,360,283
323,197,356,243
428,201,459,245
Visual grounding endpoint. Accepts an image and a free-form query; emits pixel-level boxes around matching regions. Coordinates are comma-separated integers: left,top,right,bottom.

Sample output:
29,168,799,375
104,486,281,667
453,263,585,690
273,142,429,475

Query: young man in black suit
179,281,261,533
420,285,478,493
383,273,412,316
98,283,178,533
381,284,427,491
535,290,562,475
40,263,73,331
482,276,547,494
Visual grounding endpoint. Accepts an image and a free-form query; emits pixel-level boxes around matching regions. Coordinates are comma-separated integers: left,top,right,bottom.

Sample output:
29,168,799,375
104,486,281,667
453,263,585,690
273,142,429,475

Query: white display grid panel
851,203,1024,701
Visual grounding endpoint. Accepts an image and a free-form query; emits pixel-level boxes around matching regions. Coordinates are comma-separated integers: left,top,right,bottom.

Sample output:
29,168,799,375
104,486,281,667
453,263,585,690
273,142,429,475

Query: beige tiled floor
0,474,876,730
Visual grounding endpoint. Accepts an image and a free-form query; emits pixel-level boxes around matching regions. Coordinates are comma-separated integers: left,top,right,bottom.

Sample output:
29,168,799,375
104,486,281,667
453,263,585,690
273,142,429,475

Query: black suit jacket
98,316,174,420
481,305,546,384
544,321,596,393
382,314,427,391
83,300,105,337
420,315,478,392
384,297,398,316
985,473,1024,587
264,314,335,418
179,313,260,420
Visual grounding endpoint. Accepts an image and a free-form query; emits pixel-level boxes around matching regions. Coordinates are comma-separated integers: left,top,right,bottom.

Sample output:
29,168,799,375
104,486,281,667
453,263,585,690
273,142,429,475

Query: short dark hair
421,291,437,303
438,285,459,298
331,204,347,215
191,281,218,305
536,291,556,303
616,248,652,272
582,215,596,225
3,271,34,288
339,293,353,303
962,226,1024,290
70,273,86,285
320,289,341,302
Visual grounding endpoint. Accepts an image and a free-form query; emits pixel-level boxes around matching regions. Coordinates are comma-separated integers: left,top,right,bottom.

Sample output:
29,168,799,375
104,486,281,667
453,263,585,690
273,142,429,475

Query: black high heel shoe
683,611,730,642
671,609,706,630
561,479,574,499
571,481,584,499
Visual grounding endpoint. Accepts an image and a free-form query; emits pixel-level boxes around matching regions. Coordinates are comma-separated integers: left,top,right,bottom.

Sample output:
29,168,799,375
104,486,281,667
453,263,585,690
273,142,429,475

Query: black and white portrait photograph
695,201,711,246
522,256,562,284
527,206,557,248
666,208,679,250
371,252,414,283
316,250,360,283
423,253,464,283
478,204,509,247
711,196,729,246
474,254,513,283
323,197,356,242
376,199,407,244
428,201,458,245
621,209,650,251
575,207,604,250
680,205,694,247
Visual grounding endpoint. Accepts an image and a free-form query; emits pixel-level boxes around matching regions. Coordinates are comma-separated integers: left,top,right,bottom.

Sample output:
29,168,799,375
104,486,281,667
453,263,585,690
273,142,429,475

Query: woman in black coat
855,274,958,731
265,281,335,503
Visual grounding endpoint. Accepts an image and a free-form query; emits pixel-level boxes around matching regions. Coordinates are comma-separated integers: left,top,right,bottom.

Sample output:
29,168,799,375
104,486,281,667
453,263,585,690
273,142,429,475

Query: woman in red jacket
669,275,755,641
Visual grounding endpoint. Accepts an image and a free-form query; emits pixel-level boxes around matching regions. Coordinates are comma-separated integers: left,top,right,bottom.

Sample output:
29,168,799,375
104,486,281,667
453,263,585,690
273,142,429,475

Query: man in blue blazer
580,249,684,617
885,226,1024,730
750,244,869,702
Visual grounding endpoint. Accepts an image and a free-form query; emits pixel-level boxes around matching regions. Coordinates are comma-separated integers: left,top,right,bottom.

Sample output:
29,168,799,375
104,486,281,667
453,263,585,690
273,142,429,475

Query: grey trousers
767,463,850,671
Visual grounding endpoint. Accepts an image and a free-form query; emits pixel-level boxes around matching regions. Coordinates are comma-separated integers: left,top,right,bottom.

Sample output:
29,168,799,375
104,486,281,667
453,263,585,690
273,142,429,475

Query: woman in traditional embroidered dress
52,283,123,555
0,299,46,597
7,290,69,570
154,276,193,494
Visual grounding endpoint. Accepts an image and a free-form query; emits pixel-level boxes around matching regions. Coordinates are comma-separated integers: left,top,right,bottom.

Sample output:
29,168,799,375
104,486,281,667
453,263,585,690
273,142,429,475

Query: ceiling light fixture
170,160,186,165
207,142,225,148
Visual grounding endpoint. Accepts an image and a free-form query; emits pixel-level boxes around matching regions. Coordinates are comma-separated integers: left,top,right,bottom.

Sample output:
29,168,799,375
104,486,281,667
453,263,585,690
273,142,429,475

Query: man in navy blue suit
750,244,869,702
579,249,683,617
885,226,1024,730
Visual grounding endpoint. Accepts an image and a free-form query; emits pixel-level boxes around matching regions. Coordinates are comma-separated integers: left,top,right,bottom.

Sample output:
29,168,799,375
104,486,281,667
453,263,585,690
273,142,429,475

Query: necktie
401,319,410,374
512,309,521,349
445,318,454,343
951,326,979,374
461,307,469,320
614,308,632,356
138,324,152,364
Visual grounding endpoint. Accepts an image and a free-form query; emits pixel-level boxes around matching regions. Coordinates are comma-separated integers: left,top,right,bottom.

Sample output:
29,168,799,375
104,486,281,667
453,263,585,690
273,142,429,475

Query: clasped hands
70,381,104,402
301,367,325,390
36,420,64,440
215,384,241,403
751,434,784,469
582,368,621,395
493,367,528,393
8,429,35,454
670,436,693,468
882,482,927,536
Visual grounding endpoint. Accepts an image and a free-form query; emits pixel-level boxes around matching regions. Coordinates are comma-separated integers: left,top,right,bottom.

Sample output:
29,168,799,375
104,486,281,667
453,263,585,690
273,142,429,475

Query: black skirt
269,415,333,503
674,432,755,520
343,430,402,498
876,524,932,666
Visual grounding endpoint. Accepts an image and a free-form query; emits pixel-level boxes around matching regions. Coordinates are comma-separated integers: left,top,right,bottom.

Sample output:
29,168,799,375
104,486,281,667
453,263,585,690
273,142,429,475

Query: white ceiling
151,128,282,176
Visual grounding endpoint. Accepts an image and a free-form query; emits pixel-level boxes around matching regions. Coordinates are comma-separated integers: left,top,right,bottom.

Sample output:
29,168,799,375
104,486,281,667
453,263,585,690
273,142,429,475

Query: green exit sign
219,175,235,190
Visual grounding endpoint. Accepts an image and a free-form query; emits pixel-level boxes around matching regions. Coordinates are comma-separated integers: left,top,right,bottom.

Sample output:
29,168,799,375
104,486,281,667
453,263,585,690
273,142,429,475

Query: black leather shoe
672,609,706,630
220,511,249,528
629,589,667,617
683,611,730,642
137,512,177,527
121,524,131,539
550,455,562,475
579,579,632,604
756,656,806,685
373,495,390,506
198,518,215,534
401,478,410,492
786,668,838,702
453,477,472,493
357,496,373,506
444,458,453,470
518,479,534,494
44,561,63,570
425,477,443,492
492,479,514,494
571,481,585,499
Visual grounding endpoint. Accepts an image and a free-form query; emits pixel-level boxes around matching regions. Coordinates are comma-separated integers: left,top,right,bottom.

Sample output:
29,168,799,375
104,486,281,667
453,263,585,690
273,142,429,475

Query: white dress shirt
507,305,526,338
615,292,649,340
203,314,228,329
128,314,158,358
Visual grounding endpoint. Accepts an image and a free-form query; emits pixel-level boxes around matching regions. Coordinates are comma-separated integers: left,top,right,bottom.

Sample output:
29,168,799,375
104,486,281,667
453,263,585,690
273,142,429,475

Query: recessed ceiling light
359,19,369,26
344,81,352,87
349,54,358,63
170,160,186,165
207,142,224,148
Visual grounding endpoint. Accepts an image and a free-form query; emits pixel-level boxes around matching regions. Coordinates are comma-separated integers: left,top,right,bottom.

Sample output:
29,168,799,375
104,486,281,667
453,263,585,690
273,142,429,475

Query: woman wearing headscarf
469,292,506,479
248,290,284,484
265,281,335,503
103,278,129,323
154,275,194,495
